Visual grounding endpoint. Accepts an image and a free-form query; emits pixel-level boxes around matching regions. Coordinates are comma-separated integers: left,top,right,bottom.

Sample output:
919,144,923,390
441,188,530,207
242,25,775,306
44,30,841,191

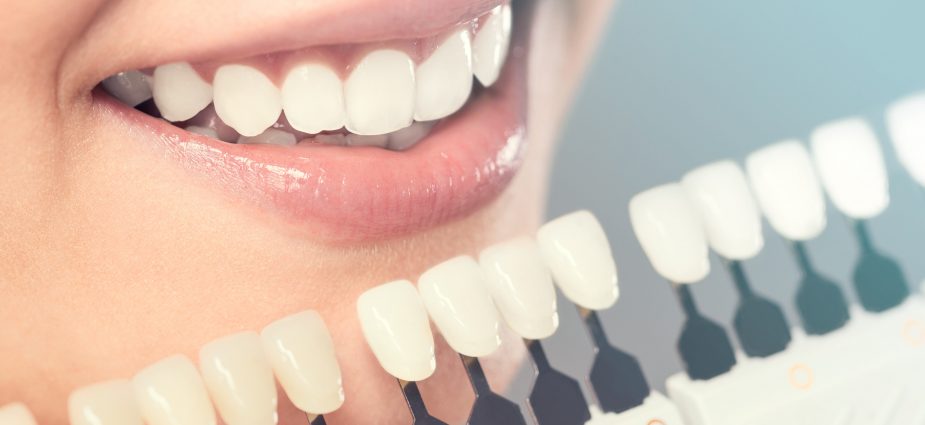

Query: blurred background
507,0,925,403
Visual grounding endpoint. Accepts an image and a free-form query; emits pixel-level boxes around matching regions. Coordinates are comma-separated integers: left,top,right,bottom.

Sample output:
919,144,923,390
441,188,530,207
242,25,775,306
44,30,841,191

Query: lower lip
97,20,528,242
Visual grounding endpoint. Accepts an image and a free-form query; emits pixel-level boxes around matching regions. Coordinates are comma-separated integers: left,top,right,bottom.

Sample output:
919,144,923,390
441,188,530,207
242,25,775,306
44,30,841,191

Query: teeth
357,280,436,381
414,30,474,122
418,256,502,357
537,211,619,310
214,65,282,137
472,4,512,87
478,237,559,340
102,71,152,107
68,380,144,425
345,133,390,147
681,161,764,260
811,118,890,220
199,332,278,425
185,125,219,139
152,62,213,122
0,403,37,425
282,64,346,134
886,94,925,187
238,128,298,146
261,311,344,414
132,355,217,425
629,184,710,284
345,49,416,136
745,141,827,241
388,122,433,151
315,133,347,146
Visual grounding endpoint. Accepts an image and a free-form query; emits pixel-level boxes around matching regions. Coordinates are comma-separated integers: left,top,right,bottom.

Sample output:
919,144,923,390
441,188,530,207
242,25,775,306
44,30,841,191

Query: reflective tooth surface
152,62,213,122
214,64,282,137
415,30,473,122
69,380,144,425
102,71,152,107
282,64,346,134
237,128,297,146
472,4,512,87
886,93,925,187
200,332,278,425
0,403,37,425
132,355,217,425
345,49,416,136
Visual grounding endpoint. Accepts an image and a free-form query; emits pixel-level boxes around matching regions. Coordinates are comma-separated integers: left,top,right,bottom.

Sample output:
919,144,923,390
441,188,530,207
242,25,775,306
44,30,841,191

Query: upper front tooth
629,184,710,284
537,211,619,310
152,62,213,122
472,4,512,87
69,380,144,425
345,49,416,136
132,355,217,425
811,118,890,220
887,93,925,187
282,64,345,134
199,332,278,425
681,161,764,261
214,65,282,137
414,30,474,122
745,141,827,241
102,71,152,107
238,128,298,146
0,403,37,425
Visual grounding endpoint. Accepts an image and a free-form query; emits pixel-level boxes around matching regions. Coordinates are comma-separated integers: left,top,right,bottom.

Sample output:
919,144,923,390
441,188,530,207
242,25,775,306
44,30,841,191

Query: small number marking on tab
646,420,665,425
788,363,813,390
903,320,925,347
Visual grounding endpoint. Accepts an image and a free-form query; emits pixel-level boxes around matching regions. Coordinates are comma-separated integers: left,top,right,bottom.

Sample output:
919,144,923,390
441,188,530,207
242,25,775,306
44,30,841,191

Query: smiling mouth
95,1,529,241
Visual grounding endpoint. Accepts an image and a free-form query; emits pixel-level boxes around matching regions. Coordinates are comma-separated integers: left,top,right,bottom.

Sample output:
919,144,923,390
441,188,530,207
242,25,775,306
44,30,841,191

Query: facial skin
0,0,615,423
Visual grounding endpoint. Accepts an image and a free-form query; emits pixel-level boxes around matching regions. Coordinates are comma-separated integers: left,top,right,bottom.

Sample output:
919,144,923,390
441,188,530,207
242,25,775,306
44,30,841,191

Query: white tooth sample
0,403,37,425
472,4,512,87
102,71,152,107
152,62,213,122
811,118,890,219
200,332,277,425
479,237,559,339
414,30,473,122
345,49,415,136
185,125,219,139
237,128,298,146
681,161,764,260
746,141,827,241
345,133,390,147
357,280,436,381
132,355,217,425
537,211,619,310
282,64,345,134
261,311,344,414
214,65,282,137
388,122,433,151
69,380,143,425
887,94,925,187
418,256,502,357
629,184,710,284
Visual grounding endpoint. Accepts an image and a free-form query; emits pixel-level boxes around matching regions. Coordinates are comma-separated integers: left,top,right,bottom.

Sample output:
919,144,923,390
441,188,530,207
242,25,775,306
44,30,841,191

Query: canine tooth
388,122,433,151
746,141,827,241
418,256,502,357
345,49,415,136
132,355,217,425
185,125,219,139
261,311,344,414
69,380,143,425
681,161,764,260
214,65,282,137
537,211,619,310
472,4,512,87
199,332,277,425
357,280,436,381
282,64,345,134
887,94,925,187
152,62,213,122
102,71,152,107
237,128,297,146
629,184,710,284
0,403,37,425
346,133,389,147
414,30,473,121
811,118,890,219
479,237,559,340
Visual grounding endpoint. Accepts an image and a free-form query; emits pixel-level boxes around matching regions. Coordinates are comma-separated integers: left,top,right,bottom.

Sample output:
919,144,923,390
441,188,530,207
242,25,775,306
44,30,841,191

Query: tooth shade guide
459,355,529,425
578,308,651,414
523,339,593,425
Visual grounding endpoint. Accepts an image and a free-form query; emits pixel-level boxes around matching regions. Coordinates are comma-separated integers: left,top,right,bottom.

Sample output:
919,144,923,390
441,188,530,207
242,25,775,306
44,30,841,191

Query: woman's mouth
94,1,527,242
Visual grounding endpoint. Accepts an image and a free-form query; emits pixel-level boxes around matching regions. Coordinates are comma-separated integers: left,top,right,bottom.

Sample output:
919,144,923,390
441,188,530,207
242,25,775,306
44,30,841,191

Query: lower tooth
388,122,433,151
102,71,152,107
346,133,390,147
185,126,219,139
238,129,297,146
315,133,347,146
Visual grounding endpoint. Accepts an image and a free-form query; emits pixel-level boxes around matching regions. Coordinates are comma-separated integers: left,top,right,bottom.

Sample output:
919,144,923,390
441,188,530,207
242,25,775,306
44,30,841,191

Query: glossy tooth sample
152,62,213,122
887,94,925,187
0,403,37,425
186,125,219,139
388,122,433,151
238,128,297,146
345,49,415,136
472,4,512,87
214,65,282,137
261,311,344,414
681,161,764,260
418,256,502,357
132,355,217,425
102,70,152,107
69,380,143,425
537,211,619,310
746,141,827,241
414,30,473,121
479,237,559,339
357,280,436,381
200,332,277,425
282,64,345,134
629,184,710,284
811,118,890,219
